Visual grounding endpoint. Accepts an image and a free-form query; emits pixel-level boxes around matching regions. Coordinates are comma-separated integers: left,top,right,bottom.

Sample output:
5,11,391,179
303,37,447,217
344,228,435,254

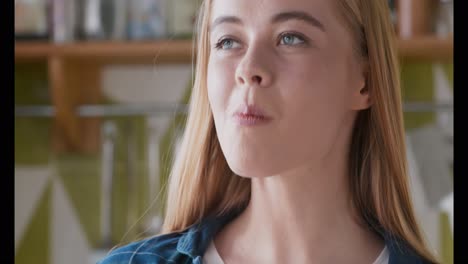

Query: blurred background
14,0,453,263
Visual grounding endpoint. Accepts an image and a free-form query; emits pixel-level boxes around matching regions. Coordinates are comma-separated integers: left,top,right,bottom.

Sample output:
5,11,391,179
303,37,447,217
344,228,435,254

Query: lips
232,105,272,126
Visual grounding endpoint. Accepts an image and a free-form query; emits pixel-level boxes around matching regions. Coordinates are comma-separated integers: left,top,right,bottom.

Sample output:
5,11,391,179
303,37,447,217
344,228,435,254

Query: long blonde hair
162,0,438,262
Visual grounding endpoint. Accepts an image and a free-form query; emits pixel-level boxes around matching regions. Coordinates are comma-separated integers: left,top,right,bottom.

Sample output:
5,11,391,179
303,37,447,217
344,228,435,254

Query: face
207,0,369,177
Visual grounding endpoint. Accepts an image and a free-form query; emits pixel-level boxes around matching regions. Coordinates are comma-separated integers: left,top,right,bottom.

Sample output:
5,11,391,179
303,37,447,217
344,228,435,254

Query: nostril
252,75,262,83
237,74,263,85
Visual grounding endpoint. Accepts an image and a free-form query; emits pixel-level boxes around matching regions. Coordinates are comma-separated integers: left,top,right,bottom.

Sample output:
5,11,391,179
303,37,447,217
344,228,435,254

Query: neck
215,128,384,263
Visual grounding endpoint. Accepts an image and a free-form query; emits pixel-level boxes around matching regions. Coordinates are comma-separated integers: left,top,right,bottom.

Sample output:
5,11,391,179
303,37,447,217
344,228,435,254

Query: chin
225,156,282,178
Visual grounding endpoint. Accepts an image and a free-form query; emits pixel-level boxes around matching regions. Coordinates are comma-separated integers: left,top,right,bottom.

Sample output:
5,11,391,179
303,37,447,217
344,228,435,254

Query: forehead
210,0,336,26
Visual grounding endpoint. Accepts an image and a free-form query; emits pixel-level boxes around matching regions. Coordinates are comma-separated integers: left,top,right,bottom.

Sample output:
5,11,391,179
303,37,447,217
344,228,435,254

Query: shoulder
385,235,434,264
96,232,188,264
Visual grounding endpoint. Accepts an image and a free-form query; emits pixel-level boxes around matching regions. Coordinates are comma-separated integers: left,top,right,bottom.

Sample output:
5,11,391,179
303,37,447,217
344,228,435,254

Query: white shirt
203,240,389,264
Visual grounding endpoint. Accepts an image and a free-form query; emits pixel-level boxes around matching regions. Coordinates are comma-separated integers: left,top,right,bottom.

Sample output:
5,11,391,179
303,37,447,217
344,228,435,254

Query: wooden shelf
397,35,453,62
15,39,195,64
15,41,52,61
15,36,452,64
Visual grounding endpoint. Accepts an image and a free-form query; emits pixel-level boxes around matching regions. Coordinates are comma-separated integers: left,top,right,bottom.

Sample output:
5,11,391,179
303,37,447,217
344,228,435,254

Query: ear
350,63,372,110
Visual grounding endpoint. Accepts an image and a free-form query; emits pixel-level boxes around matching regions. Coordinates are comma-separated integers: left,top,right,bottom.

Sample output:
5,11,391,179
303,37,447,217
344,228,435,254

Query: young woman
98,0,439,263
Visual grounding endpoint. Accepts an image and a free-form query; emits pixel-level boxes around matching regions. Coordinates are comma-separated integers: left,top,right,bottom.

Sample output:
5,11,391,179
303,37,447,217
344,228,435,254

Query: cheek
281,56,349,113
207,60,230,114
276,56,353,152
207,58,238,136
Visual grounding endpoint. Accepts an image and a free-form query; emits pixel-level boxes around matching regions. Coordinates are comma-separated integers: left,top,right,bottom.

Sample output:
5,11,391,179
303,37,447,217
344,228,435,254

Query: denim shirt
97,208,430,264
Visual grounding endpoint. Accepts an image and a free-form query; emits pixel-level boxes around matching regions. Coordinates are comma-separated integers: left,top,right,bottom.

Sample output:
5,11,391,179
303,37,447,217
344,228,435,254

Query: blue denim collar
177,209,241,258
176,208,426,263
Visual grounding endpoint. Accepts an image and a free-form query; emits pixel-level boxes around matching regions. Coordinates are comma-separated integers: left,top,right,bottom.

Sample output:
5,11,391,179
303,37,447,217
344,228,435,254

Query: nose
235,44,273,87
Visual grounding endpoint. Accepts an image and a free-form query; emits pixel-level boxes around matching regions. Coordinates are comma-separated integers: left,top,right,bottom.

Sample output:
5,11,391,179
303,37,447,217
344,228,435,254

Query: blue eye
215,38,241,50
279,33,306,46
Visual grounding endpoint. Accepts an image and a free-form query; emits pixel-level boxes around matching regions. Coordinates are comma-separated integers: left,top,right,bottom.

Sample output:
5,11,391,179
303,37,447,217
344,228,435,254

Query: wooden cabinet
14,1,453,153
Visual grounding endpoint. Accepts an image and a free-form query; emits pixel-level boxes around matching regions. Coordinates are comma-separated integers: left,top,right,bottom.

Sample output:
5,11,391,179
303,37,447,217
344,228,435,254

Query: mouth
232,105,273,126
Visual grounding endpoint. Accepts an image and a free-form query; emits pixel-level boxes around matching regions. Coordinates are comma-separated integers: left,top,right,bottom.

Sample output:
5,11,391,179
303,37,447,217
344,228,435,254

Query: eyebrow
210,11,326,32
272,11,325,32
210,16,242,30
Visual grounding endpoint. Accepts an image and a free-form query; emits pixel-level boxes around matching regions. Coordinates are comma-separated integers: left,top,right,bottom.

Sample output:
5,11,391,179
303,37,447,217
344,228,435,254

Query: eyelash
214,36,237,50
214,32,309,50
277,32,308,46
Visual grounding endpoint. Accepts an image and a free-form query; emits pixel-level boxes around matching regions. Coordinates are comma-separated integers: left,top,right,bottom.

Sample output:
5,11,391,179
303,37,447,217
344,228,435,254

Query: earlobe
351,83,372,110
351,62,372,110
360,62,371,108
360,85,368,95
360,85,372,109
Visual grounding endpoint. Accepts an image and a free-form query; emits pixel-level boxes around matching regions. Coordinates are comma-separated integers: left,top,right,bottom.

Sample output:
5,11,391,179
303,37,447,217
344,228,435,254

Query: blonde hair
162,0,438,262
